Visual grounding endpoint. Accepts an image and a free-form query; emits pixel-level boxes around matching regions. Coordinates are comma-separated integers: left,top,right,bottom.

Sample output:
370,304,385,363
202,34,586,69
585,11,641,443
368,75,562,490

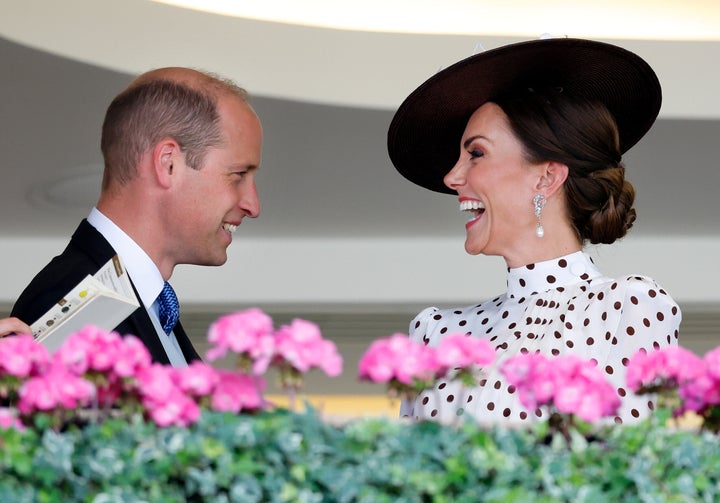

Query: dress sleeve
599,275,681,423
399,306,438,418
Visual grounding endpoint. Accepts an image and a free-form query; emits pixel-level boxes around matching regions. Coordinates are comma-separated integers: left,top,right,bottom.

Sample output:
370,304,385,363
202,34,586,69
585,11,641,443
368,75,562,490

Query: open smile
459,199,485,228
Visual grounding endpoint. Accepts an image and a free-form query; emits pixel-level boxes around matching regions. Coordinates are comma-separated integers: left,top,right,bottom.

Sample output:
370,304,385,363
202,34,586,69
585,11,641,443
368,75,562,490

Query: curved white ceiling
2,0,720,118
155,0,720,39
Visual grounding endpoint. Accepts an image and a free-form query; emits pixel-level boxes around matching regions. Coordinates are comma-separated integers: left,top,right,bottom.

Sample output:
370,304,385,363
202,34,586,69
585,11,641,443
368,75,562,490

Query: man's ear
152,139,180,188
535,161,569,198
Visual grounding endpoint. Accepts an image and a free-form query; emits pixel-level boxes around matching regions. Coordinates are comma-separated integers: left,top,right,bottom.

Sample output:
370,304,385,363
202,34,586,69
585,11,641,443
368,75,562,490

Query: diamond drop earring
533,194,547,238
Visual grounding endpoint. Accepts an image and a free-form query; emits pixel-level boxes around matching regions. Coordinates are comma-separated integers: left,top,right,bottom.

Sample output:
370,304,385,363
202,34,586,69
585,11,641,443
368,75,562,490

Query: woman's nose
443,159,466,191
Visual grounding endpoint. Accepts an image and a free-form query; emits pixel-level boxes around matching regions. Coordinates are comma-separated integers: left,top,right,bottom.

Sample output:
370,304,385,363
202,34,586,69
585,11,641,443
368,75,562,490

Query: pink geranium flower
210,370,266,413
175,361,220,398
626,346,704,393
0,407,25,431
17,362,96,415
142,386,201,427
274,319,343,377
501,353,620,422
54,325,126,375
206,309,276,374
435,333,496,376
0,334,50,378
358,333,438,387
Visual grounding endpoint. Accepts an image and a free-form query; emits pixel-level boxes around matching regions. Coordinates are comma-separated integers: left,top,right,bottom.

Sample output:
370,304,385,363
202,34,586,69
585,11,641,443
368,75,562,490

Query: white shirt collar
87,207,164,308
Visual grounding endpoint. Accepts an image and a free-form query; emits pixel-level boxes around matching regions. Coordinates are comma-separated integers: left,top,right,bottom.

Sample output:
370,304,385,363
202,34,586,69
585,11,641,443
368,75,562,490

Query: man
12,67,262,365
0,317,32,337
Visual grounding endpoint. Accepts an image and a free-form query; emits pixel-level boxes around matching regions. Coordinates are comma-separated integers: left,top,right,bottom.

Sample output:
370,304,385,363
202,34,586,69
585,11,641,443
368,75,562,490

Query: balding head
100,67,251,189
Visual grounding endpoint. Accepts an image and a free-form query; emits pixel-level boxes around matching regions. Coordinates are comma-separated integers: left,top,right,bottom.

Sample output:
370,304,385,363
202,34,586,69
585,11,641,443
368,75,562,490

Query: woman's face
443,102,542,259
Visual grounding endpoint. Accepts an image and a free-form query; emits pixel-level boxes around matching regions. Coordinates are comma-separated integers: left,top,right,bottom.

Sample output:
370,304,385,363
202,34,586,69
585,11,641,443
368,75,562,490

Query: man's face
168,96,263,267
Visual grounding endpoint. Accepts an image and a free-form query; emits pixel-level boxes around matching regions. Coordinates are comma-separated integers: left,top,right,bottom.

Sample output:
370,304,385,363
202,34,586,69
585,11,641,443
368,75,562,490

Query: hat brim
387,38,662,195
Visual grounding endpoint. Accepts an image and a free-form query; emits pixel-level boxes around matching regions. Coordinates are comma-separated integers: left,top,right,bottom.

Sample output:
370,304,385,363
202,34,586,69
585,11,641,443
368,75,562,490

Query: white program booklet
31,255,140,352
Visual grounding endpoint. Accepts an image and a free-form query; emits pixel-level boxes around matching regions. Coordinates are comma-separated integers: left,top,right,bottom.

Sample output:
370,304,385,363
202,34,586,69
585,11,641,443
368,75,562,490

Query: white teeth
459,200,485,212
222,223,238,234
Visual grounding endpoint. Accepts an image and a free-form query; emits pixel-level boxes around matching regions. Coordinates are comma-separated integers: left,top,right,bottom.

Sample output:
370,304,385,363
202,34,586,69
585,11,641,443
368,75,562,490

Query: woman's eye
469,149,484,159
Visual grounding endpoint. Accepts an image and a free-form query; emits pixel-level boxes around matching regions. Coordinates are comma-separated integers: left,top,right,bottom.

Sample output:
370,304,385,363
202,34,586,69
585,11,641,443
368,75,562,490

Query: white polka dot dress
400,251,681,425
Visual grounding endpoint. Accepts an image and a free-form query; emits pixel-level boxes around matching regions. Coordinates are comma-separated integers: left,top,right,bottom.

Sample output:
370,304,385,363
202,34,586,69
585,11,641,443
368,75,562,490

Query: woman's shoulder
408,297,504,342
597,274,678,308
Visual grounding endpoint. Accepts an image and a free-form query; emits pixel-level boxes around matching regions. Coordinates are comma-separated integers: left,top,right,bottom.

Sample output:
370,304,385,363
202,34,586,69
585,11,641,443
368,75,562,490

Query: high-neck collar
506,251,602,299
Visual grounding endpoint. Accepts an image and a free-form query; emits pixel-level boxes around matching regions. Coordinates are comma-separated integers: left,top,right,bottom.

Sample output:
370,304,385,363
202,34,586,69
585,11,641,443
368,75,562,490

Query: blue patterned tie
157,282,179,334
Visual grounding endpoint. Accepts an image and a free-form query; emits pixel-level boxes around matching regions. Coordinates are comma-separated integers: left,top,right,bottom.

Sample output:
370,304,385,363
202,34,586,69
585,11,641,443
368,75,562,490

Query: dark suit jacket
11,219,200,364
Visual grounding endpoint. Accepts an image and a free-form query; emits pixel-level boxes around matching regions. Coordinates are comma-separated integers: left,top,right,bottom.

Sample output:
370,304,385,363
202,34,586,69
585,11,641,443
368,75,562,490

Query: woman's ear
535,161,569,198
152,139,179,188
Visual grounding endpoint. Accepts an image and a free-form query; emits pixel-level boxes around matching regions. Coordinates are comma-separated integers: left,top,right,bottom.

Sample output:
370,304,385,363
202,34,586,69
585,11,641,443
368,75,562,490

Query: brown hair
100,72,249,189
492,86,636,244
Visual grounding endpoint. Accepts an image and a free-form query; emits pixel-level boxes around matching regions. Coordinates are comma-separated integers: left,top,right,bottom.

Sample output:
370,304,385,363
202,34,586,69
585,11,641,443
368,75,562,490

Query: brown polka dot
605,365,614,374
643,318,651,327
586,337,594,345
630,296,639,305
508,322,517,329
614,301,622,310
672,306,678,315
431,409,438,417
415,321,421,329
508,385,516,394
440,327,448,334
554,331,562,339
597,292,604,300
422,397,429,404
657,312,665,321
433,314,443,320
648,401,654,410
580,273,589,280
614,417,623,425
566,340,574,348
565,322,573,330
546,275,556,283
627,326,635,335
438,382,446,389
611,282,618,290
487,402,495,411
535,408,543,418
459,320,467,327
479,379,487,387
466,395,473,403
503,408,511,417
558,259,567,267
583,318,590,327
621,358,629,366
494,380,502,390
526,264,535,270
551,349,560,356
519,278,526,287
631,409,640,418
446,395,454,403
601,312,607,321
648,289,657,298
520,411,528,420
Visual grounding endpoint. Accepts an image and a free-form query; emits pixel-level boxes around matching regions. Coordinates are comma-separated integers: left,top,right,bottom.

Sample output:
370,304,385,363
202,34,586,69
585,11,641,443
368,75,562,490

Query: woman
388,38,680,424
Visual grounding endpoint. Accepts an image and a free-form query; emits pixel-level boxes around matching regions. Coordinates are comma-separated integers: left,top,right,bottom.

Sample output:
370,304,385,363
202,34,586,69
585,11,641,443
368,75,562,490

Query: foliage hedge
1,408,719,502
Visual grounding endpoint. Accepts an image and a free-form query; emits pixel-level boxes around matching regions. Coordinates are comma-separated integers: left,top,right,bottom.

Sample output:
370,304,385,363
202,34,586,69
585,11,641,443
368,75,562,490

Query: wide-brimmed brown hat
387,37,662,195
